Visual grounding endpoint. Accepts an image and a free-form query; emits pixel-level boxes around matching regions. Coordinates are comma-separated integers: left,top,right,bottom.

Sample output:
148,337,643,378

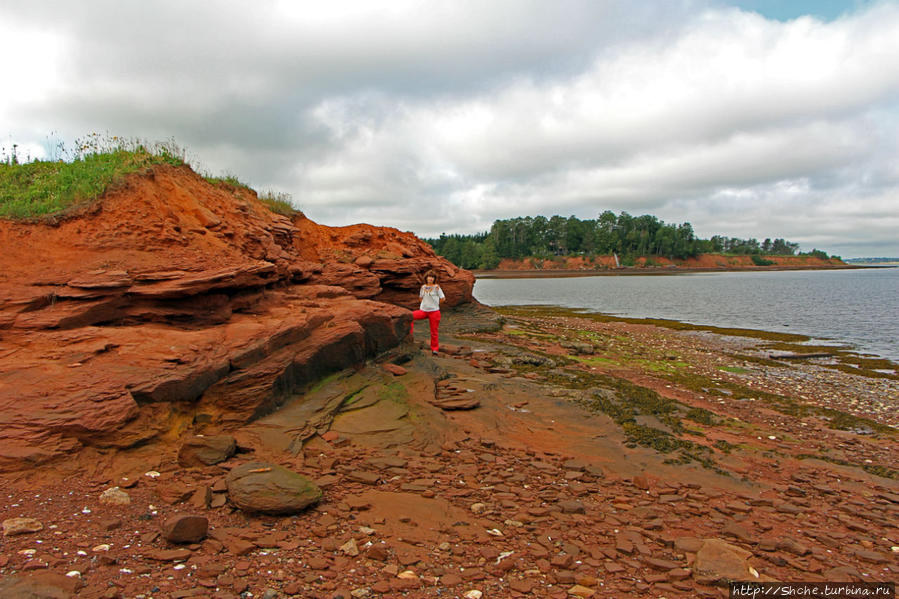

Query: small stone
510,578,537,593
340,538,360,557
667,568,691,580
178,435,237,467
673,537,704,553
99,487,131,506
776,537,809,556
366,543,390,561
307,557,330,570
722,521,754,543
188,486,212,509
2,517,43,536
382,363,408,376
470,503,487,514
162,515,208,544
144,548,192,562
347,471,381,485
567,585,596,597
118,476,138,488
633,475,650,490
100,518,122,531
855,550,887,564
558,500,586,514
371,581,391,593
463,591,483,599
774,502,802,515
693,539,758,584
643,557,681,570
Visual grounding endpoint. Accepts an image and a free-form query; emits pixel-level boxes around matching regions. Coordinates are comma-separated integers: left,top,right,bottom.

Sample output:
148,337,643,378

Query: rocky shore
1,165,895,597
1,304,896,598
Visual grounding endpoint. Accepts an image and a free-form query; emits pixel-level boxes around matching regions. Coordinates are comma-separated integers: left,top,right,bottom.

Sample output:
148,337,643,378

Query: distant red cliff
481,253,847,274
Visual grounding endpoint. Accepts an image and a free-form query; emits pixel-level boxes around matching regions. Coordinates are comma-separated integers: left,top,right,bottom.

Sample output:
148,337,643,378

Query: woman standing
411,270,445,355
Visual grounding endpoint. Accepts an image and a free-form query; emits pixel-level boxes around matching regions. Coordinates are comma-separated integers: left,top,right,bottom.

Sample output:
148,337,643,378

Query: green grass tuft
202,173,251,190
2,134,303,221
258,190,299,217
0,136,185,220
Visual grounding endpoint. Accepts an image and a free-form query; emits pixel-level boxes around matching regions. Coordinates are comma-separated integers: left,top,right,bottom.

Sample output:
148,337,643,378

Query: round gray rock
226,462,322,515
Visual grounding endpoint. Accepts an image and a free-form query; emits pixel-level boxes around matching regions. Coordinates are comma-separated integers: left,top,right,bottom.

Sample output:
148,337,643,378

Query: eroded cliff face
0,164,473,471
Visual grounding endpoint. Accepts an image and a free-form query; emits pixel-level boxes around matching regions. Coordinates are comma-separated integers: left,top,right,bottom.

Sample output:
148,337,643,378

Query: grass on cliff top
1,135,301,220
0,142,186,220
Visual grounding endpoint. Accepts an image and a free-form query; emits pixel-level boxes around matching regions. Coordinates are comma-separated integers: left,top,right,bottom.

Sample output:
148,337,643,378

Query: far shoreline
472,263,880,278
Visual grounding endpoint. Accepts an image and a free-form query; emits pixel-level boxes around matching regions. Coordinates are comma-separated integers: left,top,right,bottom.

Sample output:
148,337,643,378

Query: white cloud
1,0,897,256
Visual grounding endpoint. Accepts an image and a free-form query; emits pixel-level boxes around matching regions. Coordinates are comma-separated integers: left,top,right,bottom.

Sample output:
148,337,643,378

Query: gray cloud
1,0,897,257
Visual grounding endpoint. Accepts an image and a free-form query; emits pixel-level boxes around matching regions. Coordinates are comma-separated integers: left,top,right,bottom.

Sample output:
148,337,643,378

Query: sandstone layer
0,164,473,471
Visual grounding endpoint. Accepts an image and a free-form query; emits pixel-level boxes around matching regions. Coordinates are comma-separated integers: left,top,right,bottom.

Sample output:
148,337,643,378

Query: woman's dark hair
423,269,439,283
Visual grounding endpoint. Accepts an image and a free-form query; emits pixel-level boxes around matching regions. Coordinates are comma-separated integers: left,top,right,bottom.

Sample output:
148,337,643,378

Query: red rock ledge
0,164,473,471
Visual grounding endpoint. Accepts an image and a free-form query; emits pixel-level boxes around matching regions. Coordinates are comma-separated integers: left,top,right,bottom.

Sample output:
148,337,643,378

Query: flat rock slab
178,435,236,467
354,490,490,545
331,394,409,435
693,538,770,585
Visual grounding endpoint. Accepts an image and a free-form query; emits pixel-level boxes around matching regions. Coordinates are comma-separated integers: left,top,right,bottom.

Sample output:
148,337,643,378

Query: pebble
2,517,44,536
567,585,596,597
340,538,360,556
99,487,131,506
162,515,208,544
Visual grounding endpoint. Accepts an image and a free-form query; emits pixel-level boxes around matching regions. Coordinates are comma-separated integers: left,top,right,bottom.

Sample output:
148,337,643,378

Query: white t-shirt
419,284,445,312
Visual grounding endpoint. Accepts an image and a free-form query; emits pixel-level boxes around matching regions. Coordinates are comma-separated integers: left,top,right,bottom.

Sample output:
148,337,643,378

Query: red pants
411,310,441,352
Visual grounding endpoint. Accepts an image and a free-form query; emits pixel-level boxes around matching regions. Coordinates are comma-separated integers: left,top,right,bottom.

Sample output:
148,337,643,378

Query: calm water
473,268,899,362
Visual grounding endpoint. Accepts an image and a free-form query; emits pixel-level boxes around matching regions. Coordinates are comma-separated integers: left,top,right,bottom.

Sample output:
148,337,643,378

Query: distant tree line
424,211,825,270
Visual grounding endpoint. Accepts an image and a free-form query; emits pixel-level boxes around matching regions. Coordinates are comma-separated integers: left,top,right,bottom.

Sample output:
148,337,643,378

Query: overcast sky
2,1,897,257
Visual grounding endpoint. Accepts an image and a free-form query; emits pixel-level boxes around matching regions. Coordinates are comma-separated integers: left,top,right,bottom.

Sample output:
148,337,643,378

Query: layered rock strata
0,164,472,470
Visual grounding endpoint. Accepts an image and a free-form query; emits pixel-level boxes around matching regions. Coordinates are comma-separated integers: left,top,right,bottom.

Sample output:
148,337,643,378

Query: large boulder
226,462,322,514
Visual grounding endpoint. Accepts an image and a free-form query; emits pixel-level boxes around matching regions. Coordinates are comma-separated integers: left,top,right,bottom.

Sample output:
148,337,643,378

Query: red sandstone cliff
0,164,473,471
